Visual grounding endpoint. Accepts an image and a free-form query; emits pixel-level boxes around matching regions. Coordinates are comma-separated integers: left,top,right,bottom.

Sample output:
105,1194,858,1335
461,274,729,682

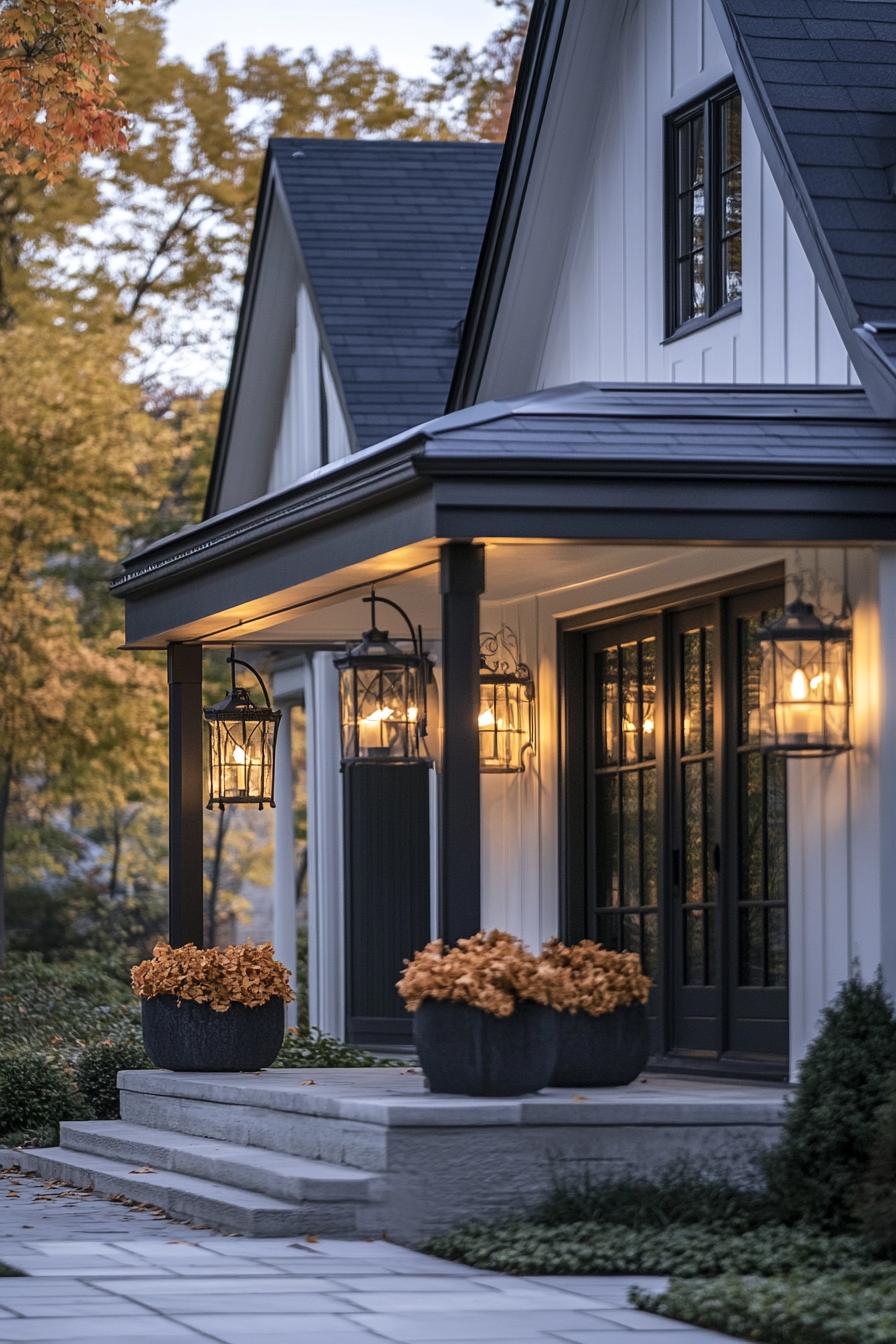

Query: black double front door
566,575,788,1078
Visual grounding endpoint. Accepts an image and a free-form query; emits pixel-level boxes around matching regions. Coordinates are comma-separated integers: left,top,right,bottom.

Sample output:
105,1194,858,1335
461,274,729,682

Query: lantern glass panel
206,709,279,808
478,676,531,772
759,607,851,756
339,658,424,761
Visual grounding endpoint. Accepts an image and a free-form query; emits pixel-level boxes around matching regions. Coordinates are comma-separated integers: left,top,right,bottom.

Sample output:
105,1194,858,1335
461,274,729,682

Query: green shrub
854,1072,896,1256
0,1052,81,1144
75,1038,150,1120
0,952,139,1059
633,1268,896,1344
763,969,896,1231
424,1219,869,1277
539,1163,774,1232
272,1025,403,1068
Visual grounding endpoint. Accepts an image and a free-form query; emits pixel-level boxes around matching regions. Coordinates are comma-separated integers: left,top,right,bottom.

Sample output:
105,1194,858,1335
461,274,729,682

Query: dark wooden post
168,643,204,947
439,542,485,943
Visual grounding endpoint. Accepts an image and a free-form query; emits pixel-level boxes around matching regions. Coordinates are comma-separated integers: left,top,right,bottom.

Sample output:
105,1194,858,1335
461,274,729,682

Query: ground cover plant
425,971,896,1344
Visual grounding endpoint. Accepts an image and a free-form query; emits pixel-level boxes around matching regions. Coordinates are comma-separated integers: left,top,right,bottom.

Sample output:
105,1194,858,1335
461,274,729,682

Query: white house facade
114,0,896,1083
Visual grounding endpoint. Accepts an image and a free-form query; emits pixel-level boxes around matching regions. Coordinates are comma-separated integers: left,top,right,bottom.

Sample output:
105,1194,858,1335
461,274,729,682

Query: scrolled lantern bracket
478,624,536,774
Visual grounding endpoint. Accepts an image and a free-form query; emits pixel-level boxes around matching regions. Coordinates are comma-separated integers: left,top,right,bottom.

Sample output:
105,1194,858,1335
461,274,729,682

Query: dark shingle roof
713,0,896,411
412,383,896,466
269,138,503,450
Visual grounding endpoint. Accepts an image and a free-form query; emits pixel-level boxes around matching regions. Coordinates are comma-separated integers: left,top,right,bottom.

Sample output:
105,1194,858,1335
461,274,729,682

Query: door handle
713,842,721,874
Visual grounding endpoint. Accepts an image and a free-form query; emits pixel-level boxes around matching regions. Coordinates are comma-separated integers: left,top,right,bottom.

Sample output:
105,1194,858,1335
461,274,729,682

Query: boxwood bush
75,1038,151,1120
0,1052,83,1146
762,970,896,1231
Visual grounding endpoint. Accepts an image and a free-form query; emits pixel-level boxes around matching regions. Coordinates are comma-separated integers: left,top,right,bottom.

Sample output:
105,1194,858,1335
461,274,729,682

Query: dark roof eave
114,420,896,604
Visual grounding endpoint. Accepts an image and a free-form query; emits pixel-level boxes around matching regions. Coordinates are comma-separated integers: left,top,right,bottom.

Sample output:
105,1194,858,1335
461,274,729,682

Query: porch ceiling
112,383,896,648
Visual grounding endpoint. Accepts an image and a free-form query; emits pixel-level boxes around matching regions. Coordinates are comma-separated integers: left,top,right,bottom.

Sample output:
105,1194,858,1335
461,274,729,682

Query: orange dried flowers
397,931,651,1018
131,941,295,1013
538,938,651,1016
397,930,552,1018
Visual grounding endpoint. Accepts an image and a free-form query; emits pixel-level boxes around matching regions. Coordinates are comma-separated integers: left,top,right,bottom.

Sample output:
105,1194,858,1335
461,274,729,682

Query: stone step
118,1088,390,1171
17,1146,378,1236
59,1120,385,1205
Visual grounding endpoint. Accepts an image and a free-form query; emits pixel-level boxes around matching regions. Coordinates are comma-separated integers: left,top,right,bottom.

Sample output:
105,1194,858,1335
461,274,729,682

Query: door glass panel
595,776,620,908
622,772,641,904
703,627,714,751
685,909,706,986
735,609,787,990
622,643,640,763
598,647,619,765
683,630,702,755
588,633,659,975
683,761,704,904
641,638,657,760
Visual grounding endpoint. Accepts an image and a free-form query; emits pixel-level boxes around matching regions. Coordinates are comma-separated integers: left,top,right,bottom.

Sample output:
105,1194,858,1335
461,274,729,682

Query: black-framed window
665,81,742,337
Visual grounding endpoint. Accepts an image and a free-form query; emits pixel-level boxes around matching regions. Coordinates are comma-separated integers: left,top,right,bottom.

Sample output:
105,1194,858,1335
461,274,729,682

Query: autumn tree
0,0,530,963
0,0,133,183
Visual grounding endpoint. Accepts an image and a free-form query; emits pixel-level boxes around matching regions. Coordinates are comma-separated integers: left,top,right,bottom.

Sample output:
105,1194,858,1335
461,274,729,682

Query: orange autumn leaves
397,931,651,1019
131,941,294,1013
0,0,137,182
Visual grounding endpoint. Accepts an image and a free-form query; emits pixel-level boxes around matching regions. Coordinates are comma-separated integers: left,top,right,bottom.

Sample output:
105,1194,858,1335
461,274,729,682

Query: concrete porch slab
117,1068,787,1129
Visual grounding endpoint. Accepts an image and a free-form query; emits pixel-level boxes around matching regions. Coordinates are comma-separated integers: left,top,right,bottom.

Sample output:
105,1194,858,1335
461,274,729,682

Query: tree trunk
0,758,12,970
206,807,230,946
108,810,123,903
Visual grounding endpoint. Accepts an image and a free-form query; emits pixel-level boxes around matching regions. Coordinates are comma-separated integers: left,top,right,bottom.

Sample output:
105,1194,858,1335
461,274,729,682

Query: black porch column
439,541,485,943
167,643,204,947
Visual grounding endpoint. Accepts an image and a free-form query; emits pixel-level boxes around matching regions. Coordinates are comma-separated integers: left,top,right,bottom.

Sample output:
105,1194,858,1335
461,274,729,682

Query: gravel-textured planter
141,995,285,1072
414,998,558,1096
551,1001,649,1087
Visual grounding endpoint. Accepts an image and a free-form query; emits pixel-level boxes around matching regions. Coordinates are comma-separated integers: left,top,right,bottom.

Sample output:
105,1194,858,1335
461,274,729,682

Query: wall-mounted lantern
758,598,852,757
336,591,432,765
478,625,536,773
204,648,281,809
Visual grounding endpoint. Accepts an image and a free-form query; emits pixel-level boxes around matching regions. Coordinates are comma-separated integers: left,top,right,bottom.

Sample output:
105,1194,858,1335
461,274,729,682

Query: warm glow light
622,717,638,734
790,667,810,701
232,744,247,765
478,707,496,728
643,715,655,735
362,706,394,724
407,705,418,723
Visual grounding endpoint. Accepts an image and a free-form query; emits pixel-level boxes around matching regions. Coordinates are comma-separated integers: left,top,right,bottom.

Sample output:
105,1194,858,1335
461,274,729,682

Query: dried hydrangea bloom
537,937,651,1016
397,929,550,1017
131,941,295,1013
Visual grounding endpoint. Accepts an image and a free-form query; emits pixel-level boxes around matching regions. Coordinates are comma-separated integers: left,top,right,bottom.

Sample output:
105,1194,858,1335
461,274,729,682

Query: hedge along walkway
0,1169,756,1344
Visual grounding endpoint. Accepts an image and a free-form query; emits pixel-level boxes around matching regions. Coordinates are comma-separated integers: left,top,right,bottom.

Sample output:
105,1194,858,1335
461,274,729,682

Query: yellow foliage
131,940,295,1012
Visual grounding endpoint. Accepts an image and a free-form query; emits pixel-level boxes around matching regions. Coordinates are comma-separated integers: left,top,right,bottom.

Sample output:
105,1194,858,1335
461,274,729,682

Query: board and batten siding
268,287,351,494
536,0,856,391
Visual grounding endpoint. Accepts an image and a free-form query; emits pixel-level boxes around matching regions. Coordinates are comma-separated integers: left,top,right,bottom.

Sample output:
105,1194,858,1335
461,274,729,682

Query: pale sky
164,0,501,75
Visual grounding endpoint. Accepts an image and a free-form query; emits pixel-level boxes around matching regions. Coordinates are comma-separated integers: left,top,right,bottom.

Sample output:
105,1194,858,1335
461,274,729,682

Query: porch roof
113,383,896,647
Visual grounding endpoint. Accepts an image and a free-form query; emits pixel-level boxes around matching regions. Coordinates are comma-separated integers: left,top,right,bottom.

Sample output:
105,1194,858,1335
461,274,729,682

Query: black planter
413,998,558,1096
141,995,285,1072
551,1001,649,1087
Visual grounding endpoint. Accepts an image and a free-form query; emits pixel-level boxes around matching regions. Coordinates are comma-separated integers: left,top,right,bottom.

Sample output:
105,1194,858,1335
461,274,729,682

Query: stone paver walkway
0,1169,750,1344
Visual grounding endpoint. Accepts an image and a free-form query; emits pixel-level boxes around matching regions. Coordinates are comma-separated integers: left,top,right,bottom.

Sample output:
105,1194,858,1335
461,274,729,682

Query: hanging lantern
478,625,536,773
204,648,281,809
335,591,432,764
757,598,852,757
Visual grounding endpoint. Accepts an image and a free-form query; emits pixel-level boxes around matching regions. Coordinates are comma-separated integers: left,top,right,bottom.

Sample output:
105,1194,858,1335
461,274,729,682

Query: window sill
663,300,742,346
